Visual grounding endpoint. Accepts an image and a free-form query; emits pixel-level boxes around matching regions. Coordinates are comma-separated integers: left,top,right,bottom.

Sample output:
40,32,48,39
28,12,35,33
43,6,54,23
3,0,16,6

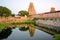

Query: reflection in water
29,25,35,37
0,24,53,40
19,26,29,31
19,24,29,31
19,24,35,37
0,28,12,39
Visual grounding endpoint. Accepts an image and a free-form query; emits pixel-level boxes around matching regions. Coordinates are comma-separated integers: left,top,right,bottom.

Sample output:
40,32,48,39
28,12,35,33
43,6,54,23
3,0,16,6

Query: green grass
12,20,35,25
0,25,5,32
11,19,35,25
54,34,60,40
0,19,35,32
0,22,11,32
0,23,6,32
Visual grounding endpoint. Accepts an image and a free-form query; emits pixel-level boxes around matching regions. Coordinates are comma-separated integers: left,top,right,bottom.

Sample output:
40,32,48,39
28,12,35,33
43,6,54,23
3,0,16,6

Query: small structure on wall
50,7,56,13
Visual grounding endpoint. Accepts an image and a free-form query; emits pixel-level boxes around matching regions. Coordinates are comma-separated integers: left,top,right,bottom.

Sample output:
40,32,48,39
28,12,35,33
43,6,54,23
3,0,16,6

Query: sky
0,0,60,14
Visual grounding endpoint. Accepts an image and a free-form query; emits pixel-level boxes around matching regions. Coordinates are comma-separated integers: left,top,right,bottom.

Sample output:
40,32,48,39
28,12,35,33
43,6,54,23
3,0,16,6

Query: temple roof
44,10,60,14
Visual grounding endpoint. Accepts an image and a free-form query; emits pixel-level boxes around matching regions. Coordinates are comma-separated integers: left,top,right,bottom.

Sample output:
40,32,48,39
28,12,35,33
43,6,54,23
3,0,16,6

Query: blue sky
0,0,60,14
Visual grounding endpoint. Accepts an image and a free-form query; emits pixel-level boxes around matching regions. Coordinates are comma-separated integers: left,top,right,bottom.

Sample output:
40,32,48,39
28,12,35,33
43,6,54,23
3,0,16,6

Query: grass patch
0,22,11,32
12,19,35,25
54,34,60,40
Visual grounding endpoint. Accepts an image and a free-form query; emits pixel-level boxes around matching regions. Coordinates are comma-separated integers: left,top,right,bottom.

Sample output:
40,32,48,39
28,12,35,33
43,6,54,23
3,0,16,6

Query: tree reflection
19,26,29,31
19,24,36,37
0,28,12,39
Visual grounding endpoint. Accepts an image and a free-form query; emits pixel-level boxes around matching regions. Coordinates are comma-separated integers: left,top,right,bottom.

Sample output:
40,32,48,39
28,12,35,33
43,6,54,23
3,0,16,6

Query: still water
0,24,53,40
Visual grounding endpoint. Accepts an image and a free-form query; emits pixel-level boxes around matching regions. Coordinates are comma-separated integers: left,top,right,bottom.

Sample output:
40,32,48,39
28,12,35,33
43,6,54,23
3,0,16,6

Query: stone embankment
36,20,60,26
36,20,60,32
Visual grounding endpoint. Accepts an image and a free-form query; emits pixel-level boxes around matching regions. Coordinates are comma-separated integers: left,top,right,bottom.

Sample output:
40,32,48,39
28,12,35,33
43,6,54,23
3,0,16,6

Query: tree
18,10,29,16
0,6,12,17
11,14,15,17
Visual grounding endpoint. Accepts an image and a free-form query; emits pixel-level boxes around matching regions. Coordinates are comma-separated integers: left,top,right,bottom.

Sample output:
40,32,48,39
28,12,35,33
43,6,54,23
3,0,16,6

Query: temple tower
28,2,36,15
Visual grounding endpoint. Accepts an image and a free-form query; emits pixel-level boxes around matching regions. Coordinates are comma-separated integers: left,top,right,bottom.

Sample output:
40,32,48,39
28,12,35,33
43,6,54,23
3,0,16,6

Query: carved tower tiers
28,2,37,15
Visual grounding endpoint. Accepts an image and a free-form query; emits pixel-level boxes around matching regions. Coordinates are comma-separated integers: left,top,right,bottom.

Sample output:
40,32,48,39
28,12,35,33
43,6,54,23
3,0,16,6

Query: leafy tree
18,10,29,16
0,6,12,17
11,14,15,17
